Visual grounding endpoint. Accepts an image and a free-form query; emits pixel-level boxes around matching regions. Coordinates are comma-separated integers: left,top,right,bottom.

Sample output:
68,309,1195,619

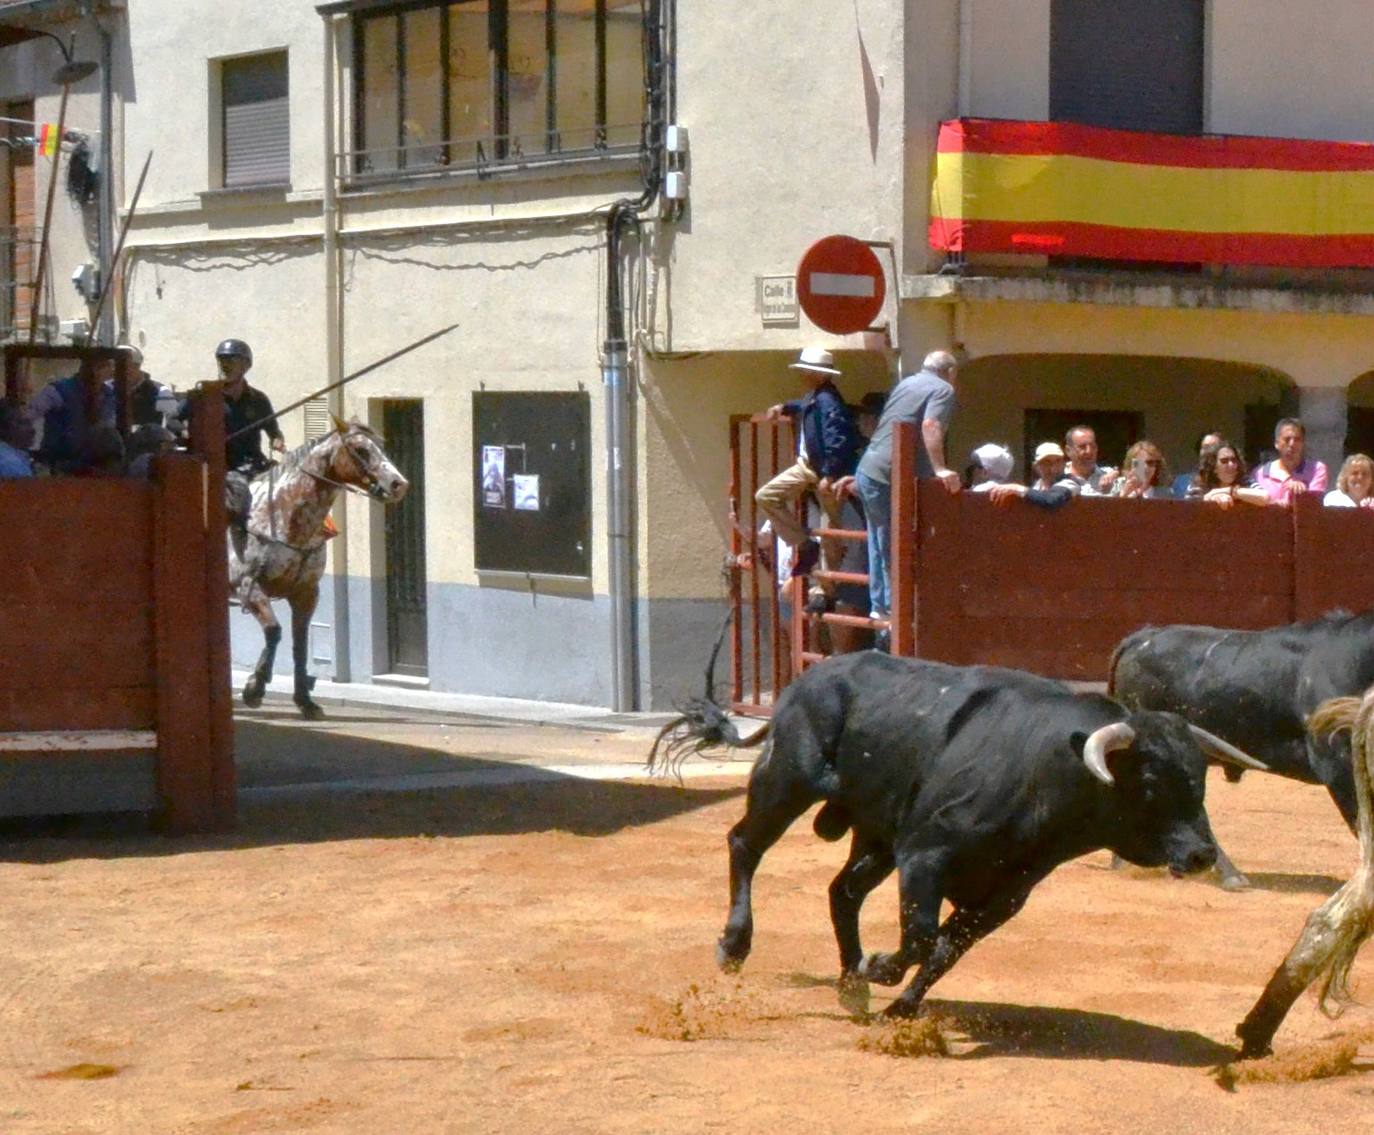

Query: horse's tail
645,608,771,778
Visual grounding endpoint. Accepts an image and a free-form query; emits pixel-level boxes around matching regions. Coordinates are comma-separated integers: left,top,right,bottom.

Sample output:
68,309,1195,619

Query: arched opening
1344,371,1374,459
952,354,1297,484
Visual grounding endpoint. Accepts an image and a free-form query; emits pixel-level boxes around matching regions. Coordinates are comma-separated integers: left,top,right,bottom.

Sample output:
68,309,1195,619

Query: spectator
853,392,887,442
1251,418,1328,504
27,354,116,474
1173,429,1223,498
108,345,174,428
853,348,960,632
989,479,1074,511
126,423,177,479
756,346,862,598
1059,425,1117,495
0,399,35,478
1110,440,1172,498
1030,441,1066,490
1191,441,1269,509
1324,454,1374,509
75,425,126,478
965,443,1014,492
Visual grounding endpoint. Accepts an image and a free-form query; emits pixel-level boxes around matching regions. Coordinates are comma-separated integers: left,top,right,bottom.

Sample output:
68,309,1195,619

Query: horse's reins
248,438,382,559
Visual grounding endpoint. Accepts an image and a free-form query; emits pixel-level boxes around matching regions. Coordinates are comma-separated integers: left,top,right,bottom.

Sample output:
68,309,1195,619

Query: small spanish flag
37,123,59,158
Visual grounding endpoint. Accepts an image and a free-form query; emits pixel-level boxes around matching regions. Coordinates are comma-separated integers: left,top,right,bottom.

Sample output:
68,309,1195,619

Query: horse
229,418,409,719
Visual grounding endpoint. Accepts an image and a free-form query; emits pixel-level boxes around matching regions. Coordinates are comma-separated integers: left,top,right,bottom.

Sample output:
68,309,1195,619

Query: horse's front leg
291,584,325,720
241,588,280,708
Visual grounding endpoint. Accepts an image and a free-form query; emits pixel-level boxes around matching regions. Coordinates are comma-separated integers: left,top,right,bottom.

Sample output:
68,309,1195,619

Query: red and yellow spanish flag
930,118,1374,269
37,123,59,158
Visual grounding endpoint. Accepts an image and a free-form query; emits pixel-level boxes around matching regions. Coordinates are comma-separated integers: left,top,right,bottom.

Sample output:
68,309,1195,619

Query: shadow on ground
0,713,744,863
923,998,1238,1067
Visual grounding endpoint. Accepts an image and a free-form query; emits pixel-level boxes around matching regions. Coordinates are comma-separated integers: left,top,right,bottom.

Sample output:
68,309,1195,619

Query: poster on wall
481,446,506,508
513,474,540,511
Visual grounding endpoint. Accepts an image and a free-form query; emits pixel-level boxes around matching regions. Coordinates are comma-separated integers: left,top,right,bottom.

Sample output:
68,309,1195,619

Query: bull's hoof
837,971,871,1017
715,941,748,973
296,699,326,721
857,951,907,987
242,680,265,708
881,996,923,1020
1220,872,1252,893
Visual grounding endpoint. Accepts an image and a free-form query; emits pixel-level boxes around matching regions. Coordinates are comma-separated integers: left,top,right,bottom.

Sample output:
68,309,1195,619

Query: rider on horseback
211,338,285,475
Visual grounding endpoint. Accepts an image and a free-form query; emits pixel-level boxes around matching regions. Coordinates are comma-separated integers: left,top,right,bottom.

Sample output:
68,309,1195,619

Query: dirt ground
2,703,1372,1134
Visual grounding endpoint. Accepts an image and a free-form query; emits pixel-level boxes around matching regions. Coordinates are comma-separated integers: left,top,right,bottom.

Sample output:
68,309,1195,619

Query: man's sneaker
791,538,820,579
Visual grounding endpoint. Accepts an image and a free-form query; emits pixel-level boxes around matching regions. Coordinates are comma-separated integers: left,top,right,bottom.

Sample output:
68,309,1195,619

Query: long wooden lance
224,321,460,442
87,149,153,337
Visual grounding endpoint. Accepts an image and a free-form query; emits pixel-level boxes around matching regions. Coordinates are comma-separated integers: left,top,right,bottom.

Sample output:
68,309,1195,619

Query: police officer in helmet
213,338,285,474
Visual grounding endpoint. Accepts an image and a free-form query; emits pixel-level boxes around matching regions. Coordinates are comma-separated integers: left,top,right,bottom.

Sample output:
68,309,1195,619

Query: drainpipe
602,0,666,711
96,17,113,344
322,14,350,681
957,0,973,117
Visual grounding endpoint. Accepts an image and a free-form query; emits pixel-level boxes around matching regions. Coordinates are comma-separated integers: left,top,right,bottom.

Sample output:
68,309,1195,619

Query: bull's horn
1186,725,1269,772
1083,722,1137,785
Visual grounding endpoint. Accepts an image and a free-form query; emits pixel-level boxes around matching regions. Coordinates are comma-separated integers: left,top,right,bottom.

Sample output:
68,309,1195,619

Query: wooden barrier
729,416,1374,705
0,369,233,832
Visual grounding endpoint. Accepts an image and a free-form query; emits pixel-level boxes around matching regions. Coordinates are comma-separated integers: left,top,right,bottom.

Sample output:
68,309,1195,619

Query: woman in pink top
1251,418,1329,504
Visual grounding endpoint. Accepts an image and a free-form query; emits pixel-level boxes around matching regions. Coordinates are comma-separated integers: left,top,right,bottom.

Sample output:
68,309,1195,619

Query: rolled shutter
223,52,290,187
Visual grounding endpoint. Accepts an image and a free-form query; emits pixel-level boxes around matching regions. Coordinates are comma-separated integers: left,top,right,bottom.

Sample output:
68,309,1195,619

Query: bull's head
1076,712,1266,877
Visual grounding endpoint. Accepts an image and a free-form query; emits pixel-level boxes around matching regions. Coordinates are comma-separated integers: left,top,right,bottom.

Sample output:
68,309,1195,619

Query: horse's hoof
881,998,923,1020
241,682,264,708
296,700,326,721
1220,873,1252,893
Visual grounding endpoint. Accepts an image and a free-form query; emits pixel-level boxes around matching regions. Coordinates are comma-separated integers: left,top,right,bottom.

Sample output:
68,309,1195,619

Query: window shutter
304,396,332,441
223,52,290,187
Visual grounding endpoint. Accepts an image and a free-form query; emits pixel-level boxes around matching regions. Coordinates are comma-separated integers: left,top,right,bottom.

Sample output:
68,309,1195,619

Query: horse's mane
256,421,382,478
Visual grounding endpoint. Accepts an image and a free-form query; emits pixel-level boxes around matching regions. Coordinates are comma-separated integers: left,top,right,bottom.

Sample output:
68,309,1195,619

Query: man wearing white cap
1029,441,1067,490
107,345,174,428
756,346,862,589
966,442,1014,491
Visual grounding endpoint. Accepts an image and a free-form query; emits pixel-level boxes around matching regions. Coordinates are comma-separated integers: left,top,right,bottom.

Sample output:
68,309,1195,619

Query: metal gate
382,399,428,676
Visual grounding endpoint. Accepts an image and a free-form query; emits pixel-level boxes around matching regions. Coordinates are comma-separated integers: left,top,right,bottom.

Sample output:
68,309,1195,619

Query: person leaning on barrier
1174,429,1223,499
1190,440,1268,509
181,338,285,474
1324,453,1374,509
1059,424,1117,496
0,399,35,478
1251,417,1328,505
126,424,177,479
964,442,1013,492
849,348,960,630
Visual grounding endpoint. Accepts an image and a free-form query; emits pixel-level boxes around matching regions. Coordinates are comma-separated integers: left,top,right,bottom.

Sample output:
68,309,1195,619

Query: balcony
0,224,39,341
921,118,1374,314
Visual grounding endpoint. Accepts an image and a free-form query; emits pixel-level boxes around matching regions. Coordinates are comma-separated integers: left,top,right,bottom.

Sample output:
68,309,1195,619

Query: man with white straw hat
755,346,862,600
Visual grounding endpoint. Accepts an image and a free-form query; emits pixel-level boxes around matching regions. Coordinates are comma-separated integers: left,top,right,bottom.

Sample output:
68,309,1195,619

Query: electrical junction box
665,124,688,154
664,170,688,199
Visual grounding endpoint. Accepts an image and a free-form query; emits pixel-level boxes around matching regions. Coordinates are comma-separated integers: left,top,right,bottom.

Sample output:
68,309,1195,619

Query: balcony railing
930,118,1374,270
339,122,645,190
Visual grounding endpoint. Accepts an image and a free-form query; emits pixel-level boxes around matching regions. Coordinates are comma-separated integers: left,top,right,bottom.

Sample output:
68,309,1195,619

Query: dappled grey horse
229,418,408,719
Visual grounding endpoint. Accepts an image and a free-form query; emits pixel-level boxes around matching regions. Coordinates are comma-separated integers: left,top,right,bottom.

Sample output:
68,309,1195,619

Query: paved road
235,694,751,799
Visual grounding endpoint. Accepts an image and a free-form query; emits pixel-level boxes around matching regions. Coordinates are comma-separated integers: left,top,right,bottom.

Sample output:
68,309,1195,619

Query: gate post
889,421,916,656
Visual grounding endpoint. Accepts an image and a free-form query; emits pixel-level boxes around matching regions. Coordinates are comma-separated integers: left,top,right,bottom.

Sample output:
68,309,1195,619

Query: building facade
4,0,1374,709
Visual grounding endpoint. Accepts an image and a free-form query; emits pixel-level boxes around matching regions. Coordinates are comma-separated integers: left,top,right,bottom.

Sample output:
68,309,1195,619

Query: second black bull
649,653,1265,1017
1109,611,1374,889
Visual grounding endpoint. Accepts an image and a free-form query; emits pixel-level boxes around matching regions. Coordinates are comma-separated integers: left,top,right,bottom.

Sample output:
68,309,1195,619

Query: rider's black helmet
214,338,253,367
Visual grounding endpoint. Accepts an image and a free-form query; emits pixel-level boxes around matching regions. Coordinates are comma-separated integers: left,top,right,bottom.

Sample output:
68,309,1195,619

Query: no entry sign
796,235,886,335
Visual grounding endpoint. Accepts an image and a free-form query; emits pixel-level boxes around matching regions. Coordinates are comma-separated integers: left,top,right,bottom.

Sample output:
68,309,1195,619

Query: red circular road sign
796,235,886,335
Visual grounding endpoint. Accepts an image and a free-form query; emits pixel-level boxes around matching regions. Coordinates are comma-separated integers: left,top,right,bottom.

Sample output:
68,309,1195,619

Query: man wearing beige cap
1029,441,1067,490
756,346,862,593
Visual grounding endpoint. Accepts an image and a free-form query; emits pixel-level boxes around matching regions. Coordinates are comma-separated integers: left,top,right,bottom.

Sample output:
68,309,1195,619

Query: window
221,52,291,188
1049,0,1204,135
352,1,645,178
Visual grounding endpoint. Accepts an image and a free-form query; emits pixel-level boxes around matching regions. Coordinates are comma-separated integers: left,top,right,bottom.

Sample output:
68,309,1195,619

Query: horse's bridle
303,435,392,501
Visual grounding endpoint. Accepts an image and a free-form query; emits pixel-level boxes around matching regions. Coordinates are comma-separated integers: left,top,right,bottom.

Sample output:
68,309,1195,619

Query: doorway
381,400,427,677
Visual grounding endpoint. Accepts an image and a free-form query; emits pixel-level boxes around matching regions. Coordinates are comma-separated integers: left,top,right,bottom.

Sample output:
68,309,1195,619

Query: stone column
1298,386,1348,480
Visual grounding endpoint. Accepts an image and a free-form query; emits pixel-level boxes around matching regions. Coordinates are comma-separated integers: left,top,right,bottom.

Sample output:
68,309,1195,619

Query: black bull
648,653,1264,1017
1109,612,1371,889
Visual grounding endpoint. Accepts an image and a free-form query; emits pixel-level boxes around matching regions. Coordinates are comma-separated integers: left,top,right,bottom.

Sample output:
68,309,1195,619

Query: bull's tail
645,608,771,779
1296,693,1374,1015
